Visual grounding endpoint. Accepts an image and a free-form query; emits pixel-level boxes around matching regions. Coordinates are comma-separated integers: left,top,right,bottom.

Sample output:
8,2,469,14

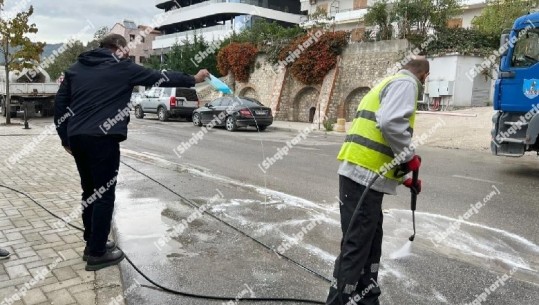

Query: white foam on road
121,149,539,283
121,148,338,215
387,209,539,277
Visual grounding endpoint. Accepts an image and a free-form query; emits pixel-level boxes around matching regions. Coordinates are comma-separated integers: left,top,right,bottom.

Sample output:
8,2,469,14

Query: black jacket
54,48,195,146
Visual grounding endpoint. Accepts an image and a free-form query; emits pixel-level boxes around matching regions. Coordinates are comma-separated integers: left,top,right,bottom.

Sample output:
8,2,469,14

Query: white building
153,0,306,52
299,0,488,40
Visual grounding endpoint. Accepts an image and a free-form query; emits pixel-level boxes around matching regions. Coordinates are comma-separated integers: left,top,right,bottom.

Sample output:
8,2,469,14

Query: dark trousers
326,175,384,305
69,135,120,256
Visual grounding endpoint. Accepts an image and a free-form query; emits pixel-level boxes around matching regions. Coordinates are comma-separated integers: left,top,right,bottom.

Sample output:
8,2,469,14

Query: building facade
152,0,306,52
300,0,488,40
110,20,161,65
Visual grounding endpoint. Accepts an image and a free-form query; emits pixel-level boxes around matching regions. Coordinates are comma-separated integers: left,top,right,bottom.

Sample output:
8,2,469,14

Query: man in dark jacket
54,34,210,271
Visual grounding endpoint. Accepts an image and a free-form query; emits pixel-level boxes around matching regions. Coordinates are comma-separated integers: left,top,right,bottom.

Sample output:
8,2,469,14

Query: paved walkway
270,107,493,152
0,118,125,305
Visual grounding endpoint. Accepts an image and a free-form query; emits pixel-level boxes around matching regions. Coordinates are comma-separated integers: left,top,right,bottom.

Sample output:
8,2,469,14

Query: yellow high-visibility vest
337,74,418,182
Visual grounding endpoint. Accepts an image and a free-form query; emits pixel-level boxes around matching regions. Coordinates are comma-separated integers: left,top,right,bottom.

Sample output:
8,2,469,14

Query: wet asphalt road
113,116,539,305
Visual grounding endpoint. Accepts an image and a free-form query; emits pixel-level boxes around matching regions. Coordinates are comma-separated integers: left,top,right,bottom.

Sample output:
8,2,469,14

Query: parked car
192,96,273,131
130,92,142,104
134,87,200,121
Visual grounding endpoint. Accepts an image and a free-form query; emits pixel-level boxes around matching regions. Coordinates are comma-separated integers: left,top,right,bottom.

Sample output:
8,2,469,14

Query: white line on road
452,175,504,185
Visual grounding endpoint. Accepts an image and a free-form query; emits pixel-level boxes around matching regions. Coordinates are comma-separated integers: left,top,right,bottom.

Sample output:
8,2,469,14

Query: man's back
55,47,195,145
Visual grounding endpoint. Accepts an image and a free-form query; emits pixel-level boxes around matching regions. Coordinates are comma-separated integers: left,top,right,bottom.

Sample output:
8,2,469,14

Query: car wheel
192,113,202,126
134,106,144,119
157,106,169,122
225,116,237,131
257,125,267,131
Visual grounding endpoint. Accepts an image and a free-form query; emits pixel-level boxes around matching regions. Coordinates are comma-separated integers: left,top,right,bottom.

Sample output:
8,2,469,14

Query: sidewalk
270,107,493,152
0,118,125,305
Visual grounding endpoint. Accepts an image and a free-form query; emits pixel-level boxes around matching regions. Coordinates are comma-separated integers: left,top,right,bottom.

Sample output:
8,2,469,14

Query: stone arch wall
292,87,320,122
341,87,370,122
238,86,259,101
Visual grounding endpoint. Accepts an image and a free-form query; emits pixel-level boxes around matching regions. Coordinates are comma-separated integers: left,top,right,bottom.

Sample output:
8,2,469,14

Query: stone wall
198,39,410,122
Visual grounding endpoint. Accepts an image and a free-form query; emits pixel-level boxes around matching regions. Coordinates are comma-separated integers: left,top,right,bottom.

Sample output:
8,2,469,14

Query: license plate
255,110,267,115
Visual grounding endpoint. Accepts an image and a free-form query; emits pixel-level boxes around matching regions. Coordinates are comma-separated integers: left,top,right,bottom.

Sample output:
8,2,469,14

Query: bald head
403,57,430,84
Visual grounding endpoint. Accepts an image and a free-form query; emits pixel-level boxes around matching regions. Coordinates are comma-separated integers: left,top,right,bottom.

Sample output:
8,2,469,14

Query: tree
364,1,395,40
472,0,538,36
392,0,461,45
0,5,44,124
148,34,220,77
223,19,304,64
86,26,110,50
45,40,85,80
226,19,304,46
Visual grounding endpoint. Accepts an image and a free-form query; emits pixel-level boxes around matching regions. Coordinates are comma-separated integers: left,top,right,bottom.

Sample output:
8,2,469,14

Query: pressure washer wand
409,168,419,242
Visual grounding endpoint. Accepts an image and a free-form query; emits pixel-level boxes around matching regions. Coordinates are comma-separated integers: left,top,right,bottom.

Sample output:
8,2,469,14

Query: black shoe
83,240,117,261
85,248,125,271
0,248,10,260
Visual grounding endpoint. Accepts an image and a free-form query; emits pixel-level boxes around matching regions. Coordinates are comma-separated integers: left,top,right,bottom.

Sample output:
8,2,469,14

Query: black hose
119,160,332,284
0,178,328,304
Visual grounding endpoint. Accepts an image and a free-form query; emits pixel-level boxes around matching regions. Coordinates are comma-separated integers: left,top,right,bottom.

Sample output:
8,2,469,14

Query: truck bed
0,82,59,96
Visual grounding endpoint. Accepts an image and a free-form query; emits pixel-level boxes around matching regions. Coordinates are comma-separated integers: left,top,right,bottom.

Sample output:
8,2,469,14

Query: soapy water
389,240,413,260
116,150,539,287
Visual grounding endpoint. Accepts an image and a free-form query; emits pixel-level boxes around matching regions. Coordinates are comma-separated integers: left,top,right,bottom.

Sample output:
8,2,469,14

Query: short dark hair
403,59,430,74
99,34,127,50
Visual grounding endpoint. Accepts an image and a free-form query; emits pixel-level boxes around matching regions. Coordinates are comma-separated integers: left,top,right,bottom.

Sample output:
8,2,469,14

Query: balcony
460,0,487,9
157,1,302,28
334,8,368,24
300,7,369,28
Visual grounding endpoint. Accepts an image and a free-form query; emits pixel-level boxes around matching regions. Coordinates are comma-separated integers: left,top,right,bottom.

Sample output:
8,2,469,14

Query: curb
96,229,126,305
267,124,346,136
95,265,126,305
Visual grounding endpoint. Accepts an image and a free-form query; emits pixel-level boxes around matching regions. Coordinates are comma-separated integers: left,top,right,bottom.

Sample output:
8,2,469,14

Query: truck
0,67,59,118
491,12,539,157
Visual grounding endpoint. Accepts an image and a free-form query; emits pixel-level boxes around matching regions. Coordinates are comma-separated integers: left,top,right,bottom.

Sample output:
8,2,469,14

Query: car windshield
512,28,539,67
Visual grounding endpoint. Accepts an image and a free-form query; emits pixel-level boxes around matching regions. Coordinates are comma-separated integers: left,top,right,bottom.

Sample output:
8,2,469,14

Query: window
129,34,135,41
446,18,462,29
220,98,233,107
238,98,263,107
140,56,146,64
153,88,164,98
511,29,539,67
353,0,367,9
209,99,222,107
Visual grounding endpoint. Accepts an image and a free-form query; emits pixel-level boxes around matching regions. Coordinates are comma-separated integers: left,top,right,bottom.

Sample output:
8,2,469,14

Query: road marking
141,151,164,158
452,175,504,185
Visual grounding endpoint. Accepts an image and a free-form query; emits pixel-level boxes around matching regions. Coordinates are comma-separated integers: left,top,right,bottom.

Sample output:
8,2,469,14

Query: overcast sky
4,0,164,44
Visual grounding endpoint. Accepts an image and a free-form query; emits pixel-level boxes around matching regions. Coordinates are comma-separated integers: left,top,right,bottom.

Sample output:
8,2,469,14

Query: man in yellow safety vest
326,58,430,305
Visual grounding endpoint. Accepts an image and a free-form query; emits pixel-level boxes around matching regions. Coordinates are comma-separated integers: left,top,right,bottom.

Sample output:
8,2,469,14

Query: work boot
85,248,125,271
83,240,117,261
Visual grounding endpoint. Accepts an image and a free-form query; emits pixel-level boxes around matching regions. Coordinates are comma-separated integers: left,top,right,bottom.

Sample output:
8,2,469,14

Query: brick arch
340,87,370,122
292,87,320,122
238,86,259,102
